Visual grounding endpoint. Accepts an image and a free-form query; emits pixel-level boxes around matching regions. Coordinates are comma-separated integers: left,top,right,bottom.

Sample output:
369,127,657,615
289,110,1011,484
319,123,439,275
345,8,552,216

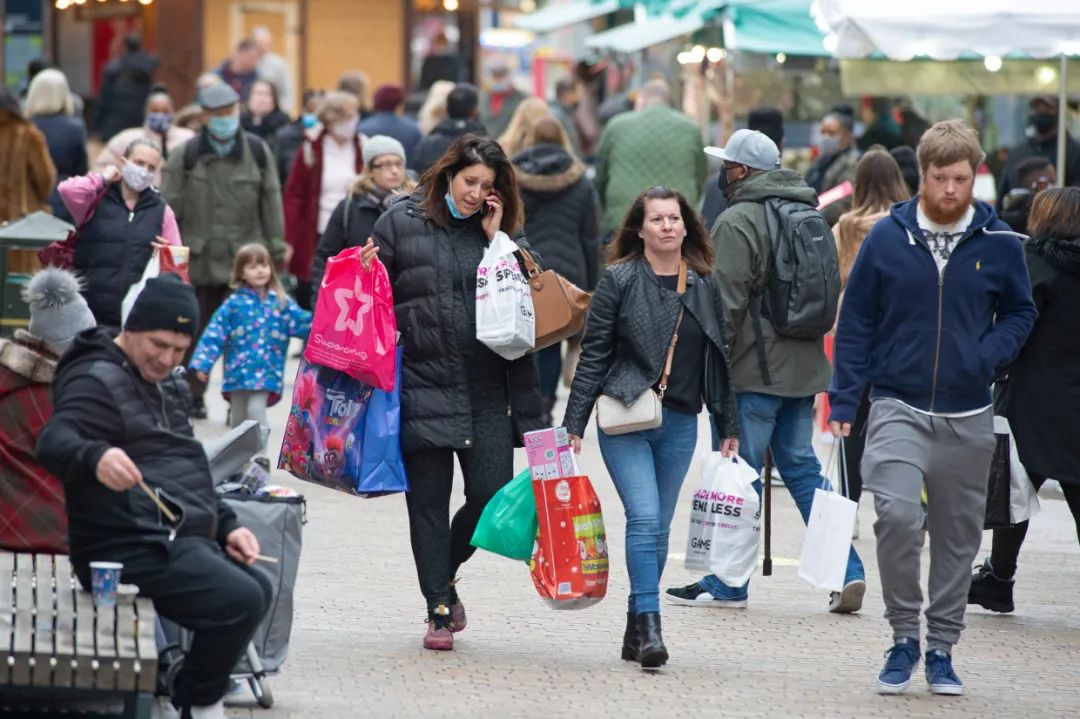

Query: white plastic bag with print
475,231,535,360
684,454,762,586
120,246,190,326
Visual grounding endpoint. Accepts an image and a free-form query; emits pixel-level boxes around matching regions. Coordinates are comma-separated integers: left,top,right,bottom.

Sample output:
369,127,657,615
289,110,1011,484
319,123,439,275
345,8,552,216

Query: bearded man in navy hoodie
829,120,1036,697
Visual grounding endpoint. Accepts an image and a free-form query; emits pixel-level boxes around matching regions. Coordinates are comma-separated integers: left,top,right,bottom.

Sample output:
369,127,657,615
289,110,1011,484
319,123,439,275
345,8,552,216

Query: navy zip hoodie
829,197,1036,421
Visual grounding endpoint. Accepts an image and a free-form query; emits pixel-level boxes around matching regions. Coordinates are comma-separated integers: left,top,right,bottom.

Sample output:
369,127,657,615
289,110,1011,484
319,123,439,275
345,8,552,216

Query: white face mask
331,118,357,141
121,162,155,192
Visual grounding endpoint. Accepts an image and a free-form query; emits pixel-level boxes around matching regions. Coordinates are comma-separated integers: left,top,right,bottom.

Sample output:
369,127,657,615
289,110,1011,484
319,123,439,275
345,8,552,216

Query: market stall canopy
723,0,827,57
582,0,824,55
837,57,1080,97
584,0,723,54
512,0,621,33
814,0,1080,60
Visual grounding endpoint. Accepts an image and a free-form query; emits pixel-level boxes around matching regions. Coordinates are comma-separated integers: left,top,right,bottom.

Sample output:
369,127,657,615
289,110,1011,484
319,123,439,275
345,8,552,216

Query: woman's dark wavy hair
607,186,714,275
420,133,523,235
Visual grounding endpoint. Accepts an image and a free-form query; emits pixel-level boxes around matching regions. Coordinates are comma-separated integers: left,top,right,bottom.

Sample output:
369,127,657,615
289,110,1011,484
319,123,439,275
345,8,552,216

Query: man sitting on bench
37,274,272,719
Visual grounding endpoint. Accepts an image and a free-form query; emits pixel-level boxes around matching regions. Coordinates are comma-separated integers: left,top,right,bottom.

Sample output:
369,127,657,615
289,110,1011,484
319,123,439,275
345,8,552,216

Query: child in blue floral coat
190,243,312,443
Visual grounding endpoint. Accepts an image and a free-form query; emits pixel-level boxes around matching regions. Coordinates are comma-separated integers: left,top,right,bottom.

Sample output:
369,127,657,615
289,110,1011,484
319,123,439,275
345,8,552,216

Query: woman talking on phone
366,134,546,651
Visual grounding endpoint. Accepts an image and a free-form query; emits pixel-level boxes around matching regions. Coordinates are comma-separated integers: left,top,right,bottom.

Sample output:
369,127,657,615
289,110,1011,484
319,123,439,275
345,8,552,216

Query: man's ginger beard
919,185,973,225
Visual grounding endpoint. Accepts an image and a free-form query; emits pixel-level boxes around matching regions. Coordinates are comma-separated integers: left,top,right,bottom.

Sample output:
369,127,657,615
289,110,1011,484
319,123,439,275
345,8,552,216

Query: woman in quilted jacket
190,243,311,448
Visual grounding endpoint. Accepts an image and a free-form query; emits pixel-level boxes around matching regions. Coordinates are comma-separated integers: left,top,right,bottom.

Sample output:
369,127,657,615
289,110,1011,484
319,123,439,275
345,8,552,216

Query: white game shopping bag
475,231,535,360
684,454,762,587
797,440,857,592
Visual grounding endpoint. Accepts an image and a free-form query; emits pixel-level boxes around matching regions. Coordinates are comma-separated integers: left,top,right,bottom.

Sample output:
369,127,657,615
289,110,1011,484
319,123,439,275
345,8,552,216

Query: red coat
0,333,67,553
283,129,364,281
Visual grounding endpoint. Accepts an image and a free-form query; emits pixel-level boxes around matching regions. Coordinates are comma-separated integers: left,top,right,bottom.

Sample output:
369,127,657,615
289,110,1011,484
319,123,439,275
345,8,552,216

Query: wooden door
229,1,301,116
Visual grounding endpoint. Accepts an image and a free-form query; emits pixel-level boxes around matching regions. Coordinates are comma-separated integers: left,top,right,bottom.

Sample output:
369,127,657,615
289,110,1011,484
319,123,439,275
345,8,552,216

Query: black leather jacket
563,258,740,440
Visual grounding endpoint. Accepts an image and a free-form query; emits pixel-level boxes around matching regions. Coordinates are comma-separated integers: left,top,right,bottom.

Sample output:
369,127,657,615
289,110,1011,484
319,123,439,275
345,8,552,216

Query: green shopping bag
470,469,538,561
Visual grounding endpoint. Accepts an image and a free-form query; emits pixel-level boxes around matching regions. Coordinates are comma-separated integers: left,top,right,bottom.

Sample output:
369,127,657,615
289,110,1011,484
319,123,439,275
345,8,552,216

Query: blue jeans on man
700,392,864,600
598,408,698,614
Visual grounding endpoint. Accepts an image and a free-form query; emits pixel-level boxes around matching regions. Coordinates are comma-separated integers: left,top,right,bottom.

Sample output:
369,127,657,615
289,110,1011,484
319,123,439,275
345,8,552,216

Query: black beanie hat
124,273,200,337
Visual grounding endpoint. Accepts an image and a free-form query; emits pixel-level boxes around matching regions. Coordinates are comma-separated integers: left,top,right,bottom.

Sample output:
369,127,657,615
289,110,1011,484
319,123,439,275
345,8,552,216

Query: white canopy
814,0,1080,61
814,0,1080,185
512,0,620,34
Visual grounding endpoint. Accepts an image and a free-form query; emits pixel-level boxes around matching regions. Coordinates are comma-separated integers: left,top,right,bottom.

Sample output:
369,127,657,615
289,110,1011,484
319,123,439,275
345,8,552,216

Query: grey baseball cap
705,129,780,171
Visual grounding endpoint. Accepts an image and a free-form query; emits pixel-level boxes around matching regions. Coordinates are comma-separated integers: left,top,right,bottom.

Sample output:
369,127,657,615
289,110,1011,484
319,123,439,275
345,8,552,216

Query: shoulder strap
657,261,687,399
183,136,200,172
244,132,267,171
342,192,354,236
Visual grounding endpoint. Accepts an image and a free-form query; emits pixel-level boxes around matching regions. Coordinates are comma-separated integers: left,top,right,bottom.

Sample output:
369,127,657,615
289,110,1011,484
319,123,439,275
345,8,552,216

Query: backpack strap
244,132,268,171
183,135,201,172
747,197,783,387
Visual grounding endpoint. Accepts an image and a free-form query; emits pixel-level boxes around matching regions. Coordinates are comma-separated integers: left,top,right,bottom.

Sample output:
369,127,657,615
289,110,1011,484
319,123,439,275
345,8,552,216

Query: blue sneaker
925,649,964,695
878,637,920,694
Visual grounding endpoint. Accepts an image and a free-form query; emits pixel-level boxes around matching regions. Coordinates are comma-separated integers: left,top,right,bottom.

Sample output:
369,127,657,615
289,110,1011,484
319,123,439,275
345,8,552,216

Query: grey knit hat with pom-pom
23,267,96,354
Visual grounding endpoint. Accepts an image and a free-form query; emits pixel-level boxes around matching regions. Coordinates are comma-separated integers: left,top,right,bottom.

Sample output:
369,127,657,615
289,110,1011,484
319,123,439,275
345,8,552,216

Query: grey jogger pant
862,400,995,652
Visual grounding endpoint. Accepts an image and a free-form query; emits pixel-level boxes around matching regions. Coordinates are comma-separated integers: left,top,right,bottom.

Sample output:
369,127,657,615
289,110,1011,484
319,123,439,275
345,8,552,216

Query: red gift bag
530,474,609,609
304,249,397,391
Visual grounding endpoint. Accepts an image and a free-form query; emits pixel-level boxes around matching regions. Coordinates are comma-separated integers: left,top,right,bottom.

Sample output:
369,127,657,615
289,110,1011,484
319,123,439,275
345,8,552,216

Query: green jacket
710,169,832,397
596,105,706,234
160,132,286,287
820,146,860,226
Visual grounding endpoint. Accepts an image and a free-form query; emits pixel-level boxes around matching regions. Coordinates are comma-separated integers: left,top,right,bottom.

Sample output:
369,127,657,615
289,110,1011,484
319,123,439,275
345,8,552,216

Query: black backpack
748,197,840,385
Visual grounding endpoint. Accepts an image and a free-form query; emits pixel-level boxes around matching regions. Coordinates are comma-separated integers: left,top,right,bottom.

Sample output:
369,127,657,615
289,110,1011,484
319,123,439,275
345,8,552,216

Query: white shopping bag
120,250,162,326
684,454,762,587
993,416,1040,524
797,442,857,591
475,231,535,360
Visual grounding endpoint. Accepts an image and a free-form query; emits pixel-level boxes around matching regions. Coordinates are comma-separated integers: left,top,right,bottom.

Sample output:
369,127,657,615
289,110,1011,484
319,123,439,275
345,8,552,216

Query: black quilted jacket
563,258,740,440
371,193,546,452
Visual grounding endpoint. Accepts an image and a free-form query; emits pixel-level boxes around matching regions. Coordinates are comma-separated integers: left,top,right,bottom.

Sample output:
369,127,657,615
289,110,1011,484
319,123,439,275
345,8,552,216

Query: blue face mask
207,113,240,140
301,113,318,129
445,189,479,220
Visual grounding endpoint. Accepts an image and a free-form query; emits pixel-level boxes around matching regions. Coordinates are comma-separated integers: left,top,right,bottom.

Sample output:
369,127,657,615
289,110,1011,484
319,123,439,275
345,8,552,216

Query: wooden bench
0,552,157,718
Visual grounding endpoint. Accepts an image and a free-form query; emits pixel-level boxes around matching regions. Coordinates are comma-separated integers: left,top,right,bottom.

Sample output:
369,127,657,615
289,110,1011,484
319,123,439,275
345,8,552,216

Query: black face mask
1030,112,1057,134
718,166,744,199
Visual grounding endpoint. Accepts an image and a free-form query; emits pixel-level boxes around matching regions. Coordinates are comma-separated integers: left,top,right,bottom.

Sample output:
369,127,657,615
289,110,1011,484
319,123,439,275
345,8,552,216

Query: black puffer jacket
310,191,389,294
411,118,488,175
36,328,238,565
563,259,739,440
74,182,165,328
372,193,545,452
513,143,601,291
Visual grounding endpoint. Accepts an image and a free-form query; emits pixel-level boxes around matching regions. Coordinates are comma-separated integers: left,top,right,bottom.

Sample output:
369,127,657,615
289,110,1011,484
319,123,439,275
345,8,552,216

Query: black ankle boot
636,612,668,669
621,611,639,661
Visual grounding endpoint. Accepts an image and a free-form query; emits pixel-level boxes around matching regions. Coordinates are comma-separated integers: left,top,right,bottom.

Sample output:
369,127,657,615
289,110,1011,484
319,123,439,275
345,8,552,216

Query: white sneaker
190,700,227,719
829,579,866,614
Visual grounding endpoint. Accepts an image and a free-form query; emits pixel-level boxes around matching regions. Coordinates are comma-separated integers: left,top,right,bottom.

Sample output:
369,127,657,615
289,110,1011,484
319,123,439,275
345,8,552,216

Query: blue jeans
534,341,562,403
598,407,698,614
700,392,864,600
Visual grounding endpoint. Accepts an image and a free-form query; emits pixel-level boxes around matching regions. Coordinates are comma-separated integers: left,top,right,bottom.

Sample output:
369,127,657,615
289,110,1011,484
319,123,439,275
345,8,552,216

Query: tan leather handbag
516,248,592,351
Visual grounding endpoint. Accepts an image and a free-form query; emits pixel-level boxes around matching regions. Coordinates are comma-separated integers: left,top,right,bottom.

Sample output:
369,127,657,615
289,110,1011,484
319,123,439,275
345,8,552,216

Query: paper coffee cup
89,561,124,609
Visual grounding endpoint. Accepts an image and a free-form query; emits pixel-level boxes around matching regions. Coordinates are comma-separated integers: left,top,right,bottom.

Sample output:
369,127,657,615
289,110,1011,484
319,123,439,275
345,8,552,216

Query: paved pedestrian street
195,354,1080,719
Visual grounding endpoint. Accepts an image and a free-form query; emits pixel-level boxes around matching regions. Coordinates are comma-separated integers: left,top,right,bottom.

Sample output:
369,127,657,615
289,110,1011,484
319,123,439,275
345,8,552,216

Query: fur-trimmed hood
1028,235,1080,277
513,143,585,193
0,330,59,389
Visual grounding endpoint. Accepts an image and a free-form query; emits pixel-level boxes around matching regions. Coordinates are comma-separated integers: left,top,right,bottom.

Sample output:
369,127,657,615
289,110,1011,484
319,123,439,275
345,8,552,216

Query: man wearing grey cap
666,129,866,613
161,81,287,419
